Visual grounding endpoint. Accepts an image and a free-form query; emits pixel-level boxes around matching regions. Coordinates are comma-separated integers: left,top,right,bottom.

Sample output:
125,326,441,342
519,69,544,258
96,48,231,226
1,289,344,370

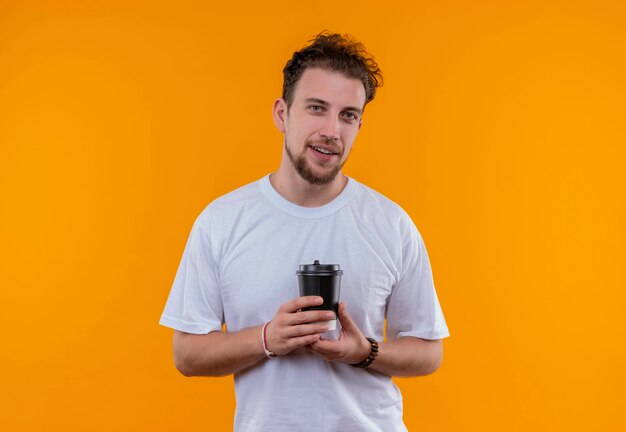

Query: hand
265,296,336,356
307,302,372,364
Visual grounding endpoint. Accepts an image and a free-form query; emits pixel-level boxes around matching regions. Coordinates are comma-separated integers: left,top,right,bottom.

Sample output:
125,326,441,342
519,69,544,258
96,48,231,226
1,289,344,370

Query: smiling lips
309,145,339,161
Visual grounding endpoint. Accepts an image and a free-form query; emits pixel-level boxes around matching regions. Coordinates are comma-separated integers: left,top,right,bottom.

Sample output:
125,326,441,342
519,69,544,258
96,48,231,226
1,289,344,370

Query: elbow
176,364,194,378
177,368,193,377
173,330,204,377
416,339,444,376
424,340,443,375
422,351,443,376
173,343,225,377
174,351,195,377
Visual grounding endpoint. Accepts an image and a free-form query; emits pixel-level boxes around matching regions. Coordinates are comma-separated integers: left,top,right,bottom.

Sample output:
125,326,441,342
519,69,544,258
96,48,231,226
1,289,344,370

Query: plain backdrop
1,1,625,430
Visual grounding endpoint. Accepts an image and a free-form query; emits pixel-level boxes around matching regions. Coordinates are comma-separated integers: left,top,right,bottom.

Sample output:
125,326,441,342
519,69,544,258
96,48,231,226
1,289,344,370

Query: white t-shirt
160,175,449,432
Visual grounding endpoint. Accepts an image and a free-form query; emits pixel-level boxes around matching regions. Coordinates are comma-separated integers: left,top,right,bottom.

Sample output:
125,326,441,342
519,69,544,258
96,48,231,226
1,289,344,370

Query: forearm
173,326,266,377
367,336,443,377
171,297,332,377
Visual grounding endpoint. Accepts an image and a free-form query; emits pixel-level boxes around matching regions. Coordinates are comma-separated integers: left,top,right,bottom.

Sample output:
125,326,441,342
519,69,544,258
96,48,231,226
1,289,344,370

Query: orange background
1,1,625,430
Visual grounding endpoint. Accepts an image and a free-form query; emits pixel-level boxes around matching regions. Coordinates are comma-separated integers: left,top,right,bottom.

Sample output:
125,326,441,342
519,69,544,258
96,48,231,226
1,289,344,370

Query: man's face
279,68,366,185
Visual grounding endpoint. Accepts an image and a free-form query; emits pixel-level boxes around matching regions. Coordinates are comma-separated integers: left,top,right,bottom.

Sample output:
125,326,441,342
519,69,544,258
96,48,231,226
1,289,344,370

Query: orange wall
1,1,624,430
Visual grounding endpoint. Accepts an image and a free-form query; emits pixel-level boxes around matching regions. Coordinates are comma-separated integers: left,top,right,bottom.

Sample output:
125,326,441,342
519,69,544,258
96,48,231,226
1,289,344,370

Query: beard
285,140,346,185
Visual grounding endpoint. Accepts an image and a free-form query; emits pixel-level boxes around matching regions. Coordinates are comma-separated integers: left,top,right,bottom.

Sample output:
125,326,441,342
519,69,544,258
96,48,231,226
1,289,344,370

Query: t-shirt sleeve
386,223,449,341
159,217,224,334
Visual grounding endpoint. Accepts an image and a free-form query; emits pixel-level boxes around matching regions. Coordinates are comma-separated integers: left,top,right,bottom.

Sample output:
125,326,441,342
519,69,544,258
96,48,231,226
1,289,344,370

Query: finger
337,302,358,333
281,296,323,313
287,333,322,350
285,310,335,326
308,339,339,351
284,323,330,338
307,339,342,356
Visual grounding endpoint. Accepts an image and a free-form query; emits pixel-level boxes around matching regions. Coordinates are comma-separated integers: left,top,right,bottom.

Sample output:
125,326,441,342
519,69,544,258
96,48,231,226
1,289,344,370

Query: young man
160,33,449,431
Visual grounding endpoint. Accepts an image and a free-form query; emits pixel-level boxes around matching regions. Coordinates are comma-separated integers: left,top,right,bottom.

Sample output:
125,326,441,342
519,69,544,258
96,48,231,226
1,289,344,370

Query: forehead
292,68,366,109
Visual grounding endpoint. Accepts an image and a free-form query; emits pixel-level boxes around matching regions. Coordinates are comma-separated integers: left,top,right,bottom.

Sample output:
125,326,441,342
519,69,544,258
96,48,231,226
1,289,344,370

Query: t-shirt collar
258,174,357,219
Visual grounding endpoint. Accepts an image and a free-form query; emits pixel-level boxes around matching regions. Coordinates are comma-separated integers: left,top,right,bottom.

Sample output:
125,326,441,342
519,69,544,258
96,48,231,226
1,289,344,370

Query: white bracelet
262,321,277,358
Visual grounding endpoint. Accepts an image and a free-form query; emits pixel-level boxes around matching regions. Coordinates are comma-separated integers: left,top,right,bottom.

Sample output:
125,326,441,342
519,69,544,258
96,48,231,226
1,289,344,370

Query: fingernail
326,312,335,319
316,297,323,304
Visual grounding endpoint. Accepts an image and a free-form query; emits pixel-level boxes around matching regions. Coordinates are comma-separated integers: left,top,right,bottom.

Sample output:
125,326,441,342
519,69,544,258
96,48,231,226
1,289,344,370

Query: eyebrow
304,98,363,115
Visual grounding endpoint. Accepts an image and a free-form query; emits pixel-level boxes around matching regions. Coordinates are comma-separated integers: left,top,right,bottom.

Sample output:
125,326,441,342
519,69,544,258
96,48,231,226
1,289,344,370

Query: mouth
309,145,339,157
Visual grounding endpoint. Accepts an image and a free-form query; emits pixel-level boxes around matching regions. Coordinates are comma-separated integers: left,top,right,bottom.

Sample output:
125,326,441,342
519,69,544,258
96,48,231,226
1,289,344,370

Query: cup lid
297,260,343,274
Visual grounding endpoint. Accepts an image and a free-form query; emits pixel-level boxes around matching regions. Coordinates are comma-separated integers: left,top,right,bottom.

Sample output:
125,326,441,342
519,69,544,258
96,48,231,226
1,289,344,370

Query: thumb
338,302,359,333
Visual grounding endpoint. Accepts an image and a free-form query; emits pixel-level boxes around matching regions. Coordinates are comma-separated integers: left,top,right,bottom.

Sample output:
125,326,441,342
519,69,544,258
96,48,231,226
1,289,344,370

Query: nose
319,115,340,141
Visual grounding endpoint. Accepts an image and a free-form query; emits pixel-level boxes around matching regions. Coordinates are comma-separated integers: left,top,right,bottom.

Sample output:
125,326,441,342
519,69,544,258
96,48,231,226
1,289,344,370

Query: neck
270,156,348,208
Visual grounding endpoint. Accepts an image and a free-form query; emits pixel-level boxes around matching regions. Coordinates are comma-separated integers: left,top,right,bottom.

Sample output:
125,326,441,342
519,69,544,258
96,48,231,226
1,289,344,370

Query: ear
272,98,288,133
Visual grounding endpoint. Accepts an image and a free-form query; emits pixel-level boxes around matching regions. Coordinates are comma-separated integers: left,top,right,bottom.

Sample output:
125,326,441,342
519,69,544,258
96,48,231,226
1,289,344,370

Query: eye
308,105,324,113
342,111,359,122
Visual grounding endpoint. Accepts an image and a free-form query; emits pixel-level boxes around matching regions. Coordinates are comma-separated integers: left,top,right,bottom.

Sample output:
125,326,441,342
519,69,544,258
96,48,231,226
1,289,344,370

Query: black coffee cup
296,260,342,332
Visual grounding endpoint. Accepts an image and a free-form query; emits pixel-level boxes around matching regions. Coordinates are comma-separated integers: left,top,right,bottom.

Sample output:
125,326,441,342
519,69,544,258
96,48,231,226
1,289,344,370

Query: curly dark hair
282,32,383,108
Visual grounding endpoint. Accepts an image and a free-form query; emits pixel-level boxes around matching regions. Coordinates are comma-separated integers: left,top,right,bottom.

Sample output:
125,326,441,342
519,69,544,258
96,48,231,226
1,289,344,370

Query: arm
307,302,443,377
369,336,442,377
172,296,332,377
173,326,265,377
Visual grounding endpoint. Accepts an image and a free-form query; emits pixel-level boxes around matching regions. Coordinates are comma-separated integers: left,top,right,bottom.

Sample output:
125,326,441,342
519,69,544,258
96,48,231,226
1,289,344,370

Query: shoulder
350,179,417,232
352,181,402,211
194,178,265,230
